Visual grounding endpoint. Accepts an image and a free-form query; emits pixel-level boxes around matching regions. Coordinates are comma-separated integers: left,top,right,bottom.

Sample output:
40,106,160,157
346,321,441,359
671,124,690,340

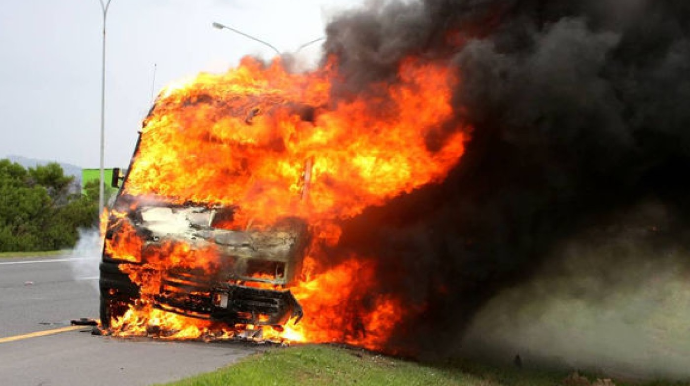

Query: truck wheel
99,294,131,329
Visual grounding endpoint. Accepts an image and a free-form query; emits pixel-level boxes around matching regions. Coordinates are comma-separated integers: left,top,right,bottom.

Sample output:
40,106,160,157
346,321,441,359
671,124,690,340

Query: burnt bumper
154,271,303,326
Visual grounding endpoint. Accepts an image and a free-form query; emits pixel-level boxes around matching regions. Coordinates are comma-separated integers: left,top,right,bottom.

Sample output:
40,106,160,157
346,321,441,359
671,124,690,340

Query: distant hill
5,155,82,181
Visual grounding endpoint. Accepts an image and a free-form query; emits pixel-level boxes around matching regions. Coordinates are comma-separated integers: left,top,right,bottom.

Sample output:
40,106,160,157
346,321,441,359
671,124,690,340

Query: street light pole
98,0,113,216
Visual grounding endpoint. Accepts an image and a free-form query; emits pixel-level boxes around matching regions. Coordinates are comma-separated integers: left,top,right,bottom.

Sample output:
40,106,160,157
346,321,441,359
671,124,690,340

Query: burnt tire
99,261,139,329
99,294,132,329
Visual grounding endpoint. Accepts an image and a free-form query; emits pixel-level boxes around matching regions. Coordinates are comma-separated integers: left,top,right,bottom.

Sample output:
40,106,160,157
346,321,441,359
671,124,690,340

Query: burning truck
99,163,311,331
99,97,314,336
97,56,467,346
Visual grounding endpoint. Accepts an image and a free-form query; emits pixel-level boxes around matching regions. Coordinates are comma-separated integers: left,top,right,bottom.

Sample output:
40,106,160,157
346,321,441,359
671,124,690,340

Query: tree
0,159,102,252
0,160,51,251
28,162,74,204
82,178,118,208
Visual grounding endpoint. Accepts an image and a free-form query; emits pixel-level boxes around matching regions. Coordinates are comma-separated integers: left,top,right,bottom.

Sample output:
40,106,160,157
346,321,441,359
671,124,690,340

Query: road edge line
0,325,86,344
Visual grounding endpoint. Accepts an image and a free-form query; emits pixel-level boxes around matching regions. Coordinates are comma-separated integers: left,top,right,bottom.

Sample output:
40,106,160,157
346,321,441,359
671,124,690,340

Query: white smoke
459,202,690,381
68,228,103,291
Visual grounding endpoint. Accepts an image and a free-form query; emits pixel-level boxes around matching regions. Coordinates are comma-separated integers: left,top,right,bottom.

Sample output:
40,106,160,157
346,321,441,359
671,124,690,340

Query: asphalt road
0,256,260,386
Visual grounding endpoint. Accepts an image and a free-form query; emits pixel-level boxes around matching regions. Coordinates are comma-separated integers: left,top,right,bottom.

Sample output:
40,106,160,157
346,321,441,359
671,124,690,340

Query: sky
0,0,361,168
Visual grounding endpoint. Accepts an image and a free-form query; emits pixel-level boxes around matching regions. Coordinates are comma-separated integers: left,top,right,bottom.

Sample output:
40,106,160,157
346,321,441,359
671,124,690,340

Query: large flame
278,256,406,348
104,55,468,351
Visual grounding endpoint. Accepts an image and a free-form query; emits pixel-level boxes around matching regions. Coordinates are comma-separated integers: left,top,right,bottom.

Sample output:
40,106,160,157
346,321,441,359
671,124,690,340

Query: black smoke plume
321,0,690,357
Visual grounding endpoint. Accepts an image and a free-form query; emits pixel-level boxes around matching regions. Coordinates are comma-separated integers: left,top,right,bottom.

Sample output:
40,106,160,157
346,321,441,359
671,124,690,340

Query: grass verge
0,250,70,259
155,344,616,386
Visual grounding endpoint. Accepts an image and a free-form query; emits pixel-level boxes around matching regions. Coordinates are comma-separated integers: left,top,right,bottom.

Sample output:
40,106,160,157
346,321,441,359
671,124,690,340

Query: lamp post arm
212,22,281,56
99,0,112,18
296,37,325,53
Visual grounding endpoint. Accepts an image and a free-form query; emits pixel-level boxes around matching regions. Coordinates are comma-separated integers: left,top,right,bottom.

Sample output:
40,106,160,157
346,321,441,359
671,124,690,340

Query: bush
0,159,101,252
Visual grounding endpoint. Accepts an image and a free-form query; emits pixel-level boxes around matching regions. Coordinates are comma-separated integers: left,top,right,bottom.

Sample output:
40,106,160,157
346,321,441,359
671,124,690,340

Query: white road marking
76,276,99,281
0,258,92,266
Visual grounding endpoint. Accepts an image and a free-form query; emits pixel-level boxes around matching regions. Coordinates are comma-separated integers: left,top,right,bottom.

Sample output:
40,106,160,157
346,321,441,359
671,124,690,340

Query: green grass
156,344,690,386
156,344,573,386
0,250,70,259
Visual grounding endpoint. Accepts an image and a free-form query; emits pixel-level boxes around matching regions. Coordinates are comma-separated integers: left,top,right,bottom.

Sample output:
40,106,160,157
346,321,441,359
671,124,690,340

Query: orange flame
277,257,405,350
124,57,465,225
105,55,468,350
99,207,109,240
